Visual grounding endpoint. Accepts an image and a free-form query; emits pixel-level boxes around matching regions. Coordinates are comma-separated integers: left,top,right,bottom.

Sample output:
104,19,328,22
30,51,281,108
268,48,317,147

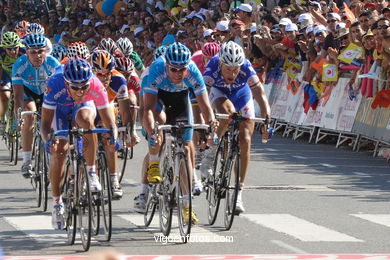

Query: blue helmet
27,23,45,35
52,44,68,61
24,33,47,49
64,58,93,84
165,42,191,67
154,45,167,61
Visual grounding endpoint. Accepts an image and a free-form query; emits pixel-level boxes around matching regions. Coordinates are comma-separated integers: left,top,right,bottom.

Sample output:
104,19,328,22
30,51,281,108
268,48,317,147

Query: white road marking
242,214,363,242
319,163,337,168
264,148,278,152
118,214,230,243
351,214,390,228
271,240,309,254
292,156,307,159
353,172,369,176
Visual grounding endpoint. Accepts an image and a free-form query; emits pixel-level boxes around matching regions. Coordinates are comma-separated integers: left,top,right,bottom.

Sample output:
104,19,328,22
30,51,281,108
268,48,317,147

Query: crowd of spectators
1,0,390,104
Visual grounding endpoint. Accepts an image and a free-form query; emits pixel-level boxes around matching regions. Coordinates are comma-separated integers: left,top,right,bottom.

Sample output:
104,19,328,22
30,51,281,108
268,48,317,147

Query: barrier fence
257,72,390,158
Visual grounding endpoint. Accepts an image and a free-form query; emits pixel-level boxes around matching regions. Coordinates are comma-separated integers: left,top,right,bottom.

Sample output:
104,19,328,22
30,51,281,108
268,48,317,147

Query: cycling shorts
0,68,11,89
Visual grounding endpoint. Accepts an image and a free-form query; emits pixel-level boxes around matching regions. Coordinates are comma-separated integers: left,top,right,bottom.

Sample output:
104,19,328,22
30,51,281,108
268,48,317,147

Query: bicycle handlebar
53,128,112,137
215,113,265,123
21,111,40,117
157,123,209,131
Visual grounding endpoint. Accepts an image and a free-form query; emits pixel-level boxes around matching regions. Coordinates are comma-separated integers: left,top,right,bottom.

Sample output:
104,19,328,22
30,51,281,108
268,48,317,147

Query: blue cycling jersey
144,56,207,96
12,54,60,95
203,56,260,91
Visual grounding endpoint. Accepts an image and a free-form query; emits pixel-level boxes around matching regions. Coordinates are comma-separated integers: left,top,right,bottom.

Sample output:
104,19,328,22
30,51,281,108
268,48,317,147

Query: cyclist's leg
128,91,140,142
21,99,37,177
0,70,11,123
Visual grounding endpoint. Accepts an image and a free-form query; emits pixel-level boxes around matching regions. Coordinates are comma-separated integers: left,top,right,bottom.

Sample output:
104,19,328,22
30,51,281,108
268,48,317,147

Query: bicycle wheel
98,151,112,241
129,146,134,159
41,148,49,212
176,153,192,243
223,151,240,231
207,141,224,225
63,159,76,245
33,139,42,208
144,184,157,227
77,160,92,251
12,131,19,165
118,147,128,184
159,166,173,237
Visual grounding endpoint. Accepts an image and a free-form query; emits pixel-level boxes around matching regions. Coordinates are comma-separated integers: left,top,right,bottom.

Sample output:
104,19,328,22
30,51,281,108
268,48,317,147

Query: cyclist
91,50,132,199
116,37,145,75
15,20,30,38
202,41,271,214
133,45,167,213
51,44,68,63
41,58,118,230
0,32,25,133
61,42,90,65
12,33,60,178
143,42,216,223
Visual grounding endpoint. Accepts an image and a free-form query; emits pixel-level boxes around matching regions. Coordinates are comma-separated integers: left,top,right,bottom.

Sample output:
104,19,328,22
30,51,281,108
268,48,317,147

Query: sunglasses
6,46,19,51
340,35,349,41
169,66,187,73
28,49,46,55
327,19,337,23
378,25,390,30
350,5,356,8
69,82,90,91
95,71,111,78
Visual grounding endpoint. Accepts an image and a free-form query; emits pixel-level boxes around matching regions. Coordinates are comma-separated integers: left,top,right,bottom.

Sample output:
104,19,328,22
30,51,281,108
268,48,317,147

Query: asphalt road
1,130,390,257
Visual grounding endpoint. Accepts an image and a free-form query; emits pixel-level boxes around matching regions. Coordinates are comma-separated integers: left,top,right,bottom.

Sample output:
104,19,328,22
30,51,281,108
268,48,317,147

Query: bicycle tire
129,146,134,159
77,160,92,251
12,132,19,165
159,166,173,237
64,159,76,245
144,184,157,227
118,147,128,184
41,148,49,212
207,142,224,225
223,151,240,231
176,153,192,243
98,151,112,241
33,139,42,208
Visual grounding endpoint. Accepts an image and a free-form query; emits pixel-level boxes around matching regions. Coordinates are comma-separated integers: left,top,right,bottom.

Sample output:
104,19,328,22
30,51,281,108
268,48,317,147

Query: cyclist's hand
106,136,120,152
46,138,59,154
125,133,139,148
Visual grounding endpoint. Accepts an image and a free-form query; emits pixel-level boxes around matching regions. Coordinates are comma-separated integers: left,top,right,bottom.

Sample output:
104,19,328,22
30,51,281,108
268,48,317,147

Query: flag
338,43,364,64
343,2,356,27
322,63,338,82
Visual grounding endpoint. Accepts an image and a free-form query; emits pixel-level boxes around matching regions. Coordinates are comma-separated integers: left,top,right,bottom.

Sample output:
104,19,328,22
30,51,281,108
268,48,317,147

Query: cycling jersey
139,67,150,97
130,51,144,72
191,50,206,74
0,48,26,76
12,54,60,95
106,69,129,103
127,71,141,94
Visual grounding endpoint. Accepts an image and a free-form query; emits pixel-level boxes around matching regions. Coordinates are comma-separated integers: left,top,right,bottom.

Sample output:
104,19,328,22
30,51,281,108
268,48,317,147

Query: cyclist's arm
118,98,132,128
143,92,157,136
13,84,24,116
251,82,271,118
98,106,118,140
196,90,215,124
41,107,54,143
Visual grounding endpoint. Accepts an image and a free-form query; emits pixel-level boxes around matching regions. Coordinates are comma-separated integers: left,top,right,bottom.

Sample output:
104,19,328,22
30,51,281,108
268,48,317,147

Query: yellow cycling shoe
182,205,199,225
147,161,162,183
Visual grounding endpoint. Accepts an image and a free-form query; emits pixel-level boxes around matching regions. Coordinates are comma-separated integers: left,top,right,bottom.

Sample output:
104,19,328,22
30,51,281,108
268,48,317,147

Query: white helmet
116,37,133,56
219,41,245,66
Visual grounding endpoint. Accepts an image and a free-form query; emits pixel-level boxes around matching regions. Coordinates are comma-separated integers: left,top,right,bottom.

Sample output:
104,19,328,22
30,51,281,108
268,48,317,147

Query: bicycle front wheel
98,152,112,242
12,131,19,165
77,160,92,251
176,153,192,243
144,184,157,227
159,167,173,237
63,159,76,245
224,151,240,231
33,138,42,209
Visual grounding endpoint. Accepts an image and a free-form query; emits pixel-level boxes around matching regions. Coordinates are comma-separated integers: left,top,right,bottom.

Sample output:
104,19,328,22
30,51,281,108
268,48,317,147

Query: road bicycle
156,121,209,243
57,127,115,251
206,112,265,230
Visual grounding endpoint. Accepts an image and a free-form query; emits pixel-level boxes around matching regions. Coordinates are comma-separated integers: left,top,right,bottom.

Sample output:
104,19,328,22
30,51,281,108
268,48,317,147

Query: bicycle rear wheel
159,167,173,236
98,151,112,241
207,141,224,225
176,153,192,243
77,160,92,251
63,159,76,245
144,184,157,227
223,151,240,231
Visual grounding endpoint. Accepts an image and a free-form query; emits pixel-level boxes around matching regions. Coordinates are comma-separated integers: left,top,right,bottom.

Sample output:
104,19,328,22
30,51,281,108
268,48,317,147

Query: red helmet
202,42,221,59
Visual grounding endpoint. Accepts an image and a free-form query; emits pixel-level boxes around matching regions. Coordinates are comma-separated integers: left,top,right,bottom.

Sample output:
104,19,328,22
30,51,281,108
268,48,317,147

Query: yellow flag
338,43,364,64
322,63,338,82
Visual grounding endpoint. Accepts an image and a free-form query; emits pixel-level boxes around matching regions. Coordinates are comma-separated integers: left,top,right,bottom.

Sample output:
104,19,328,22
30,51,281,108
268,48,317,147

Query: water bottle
212,132,219,145
149,134,158,147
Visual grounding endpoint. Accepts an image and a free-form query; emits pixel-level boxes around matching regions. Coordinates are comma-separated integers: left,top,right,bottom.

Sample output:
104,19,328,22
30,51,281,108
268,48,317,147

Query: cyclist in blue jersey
40,59,118,230
143,42,216,223
201,41,271,214
12,33,60,178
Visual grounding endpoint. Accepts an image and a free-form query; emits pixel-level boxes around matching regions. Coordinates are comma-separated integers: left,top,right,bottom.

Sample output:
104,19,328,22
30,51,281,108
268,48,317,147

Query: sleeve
244,59,261,88
111,75,129,100
130,51,145,71
187,63,207,96
203,56,218,87
11,56,24,86
144,59,164,95
92,77,111,110
128,74,141,94
42,77,58,110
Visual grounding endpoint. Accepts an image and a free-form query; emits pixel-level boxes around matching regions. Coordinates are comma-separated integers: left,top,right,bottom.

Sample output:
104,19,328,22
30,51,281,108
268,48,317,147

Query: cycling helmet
64,58,93,84
97,38,118,56
116,37,133,56
24,33,47,49
15,20,30,37
165,42,191,67
67,42,90,59
1,32,22,48
52,44,68,61
91,50,115,72
153,45,167,60
27,23,45,35
202,42,221,59
115,56,134,73
219,41,245,66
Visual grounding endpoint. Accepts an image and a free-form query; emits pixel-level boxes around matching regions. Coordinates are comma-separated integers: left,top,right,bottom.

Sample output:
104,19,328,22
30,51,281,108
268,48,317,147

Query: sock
149,154,159,162
23,151,32,164
240,183,244,190
53,196,62,205
87,165,96,174
193,168,198,182
110,172,118,177
140,183,149,195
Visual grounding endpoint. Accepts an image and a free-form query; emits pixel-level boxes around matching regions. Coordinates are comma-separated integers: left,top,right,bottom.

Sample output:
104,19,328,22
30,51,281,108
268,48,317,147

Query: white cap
314,24,327,36
250,23,257,33
305,25,314,34
119,24,130,34
297,13,312,23
194,14,205,21
216,20,229,32
238,3,253,12
285,23,298,32
82,19,91,26
95,21,106,28
60,17,69,22
327,13,341,21
203,29,213,38
134,26,145,36
336,22,346,30
279,18,292,26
